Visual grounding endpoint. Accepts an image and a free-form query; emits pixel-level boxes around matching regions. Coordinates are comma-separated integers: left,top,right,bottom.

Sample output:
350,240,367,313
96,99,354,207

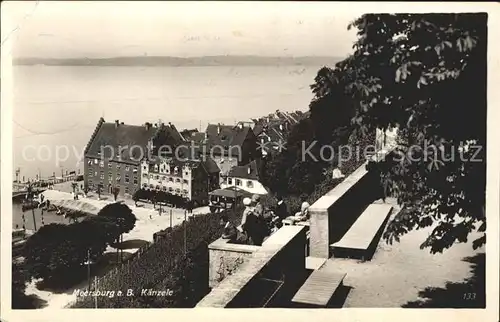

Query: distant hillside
13,55,342,67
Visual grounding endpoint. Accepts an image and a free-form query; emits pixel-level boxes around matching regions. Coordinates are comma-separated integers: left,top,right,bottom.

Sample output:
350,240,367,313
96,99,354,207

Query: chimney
115,120,119,128
247,166,251,174
238,123,243,130
145,122,151,130
217,123,221,134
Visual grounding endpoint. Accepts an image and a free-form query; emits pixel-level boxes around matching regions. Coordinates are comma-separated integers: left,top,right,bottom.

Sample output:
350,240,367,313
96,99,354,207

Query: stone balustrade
197,225,306,308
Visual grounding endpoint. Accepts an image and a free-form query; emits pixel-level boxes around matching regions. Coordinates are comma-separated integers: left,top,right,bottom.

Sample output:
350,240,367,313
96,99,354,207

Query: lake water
13,65,322,181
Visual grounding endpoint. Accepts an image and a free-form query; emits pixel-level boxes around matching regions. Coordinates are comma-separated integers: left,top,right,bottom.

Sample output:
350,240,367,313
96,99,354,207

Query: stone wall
208,238,260,288
309,147,395,259
197,226,306,308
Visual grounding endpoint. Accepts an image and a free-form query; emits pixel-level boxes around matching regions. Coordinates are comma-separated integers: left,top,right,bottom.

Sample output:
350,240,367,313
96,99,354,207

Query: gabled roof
85,120,158,163
180,129,199,140
205,124,252,156
85,119,184,164
227,160,259,180
146,154,220,174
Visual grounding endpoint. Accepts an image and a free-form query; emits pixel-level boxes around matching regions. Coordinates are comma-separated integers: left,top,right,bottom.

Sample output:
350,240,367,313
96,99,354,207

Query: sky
4,1,361,59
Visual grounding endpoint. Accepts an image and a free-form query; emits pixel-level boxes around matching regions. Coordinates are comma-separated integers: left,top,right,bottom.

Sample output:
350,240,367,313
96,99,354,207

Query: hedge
72,206,243,308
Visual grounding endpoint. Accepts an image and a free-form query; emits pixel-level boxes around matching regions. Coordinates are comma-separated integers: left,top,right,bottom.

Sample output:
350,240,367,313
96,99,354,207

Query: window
94,159,99,164
143,173,148,178
149,174,154,179
174,166,178,174
175,188,180,194
116,164,121,170
116,176,121,182
143,165,147,171
149,184,154,189
247,180,254,188
235,179,242,186
169,177,173,182
94,171,98,177
227,178,233,185
108,172,113,179
133,178,138,185
169,187,173,192
162,186,167,192
100,171,104,180
125,187,129,194
143,183,148,188
176,178,181,183
162,176,167,181
183,189,188,194
108,162,113,168
125,175,130,183
156,185,160,190
154,165,159,172
133,167,138,174
183,179,189,184
99,161,104,167
185,171,189,176
125,165,130,172
87,160,92,165
155,175,160,180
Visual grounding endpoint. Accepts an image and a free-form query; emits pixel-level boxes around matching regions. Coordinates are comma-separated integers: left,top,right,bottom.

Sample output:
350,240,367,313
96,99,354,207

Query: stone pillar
309,201,330,259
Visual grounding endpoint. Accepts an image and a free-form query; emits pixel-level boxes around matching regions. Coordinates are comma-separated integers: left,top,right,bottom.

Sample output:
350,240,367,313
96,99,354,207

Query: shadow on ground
35,251,133,294
12,292,48,309
112,239,149,250
402,252,485,308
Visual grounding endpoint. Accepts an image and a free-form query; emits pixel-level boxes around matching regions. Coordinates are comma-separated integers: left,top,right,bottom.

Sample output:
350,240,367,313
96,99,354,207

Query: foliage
12,262,41,309
133,188,191,208
97,203,137,234
72,207,244,308
321,13,486,253
112,186,120,201
23,205,135,286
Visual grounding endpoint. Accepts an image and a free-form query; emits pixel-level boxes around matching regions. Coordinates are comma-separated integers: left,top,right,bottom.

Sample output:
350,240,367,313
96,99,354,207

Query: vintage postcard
1,2,499,322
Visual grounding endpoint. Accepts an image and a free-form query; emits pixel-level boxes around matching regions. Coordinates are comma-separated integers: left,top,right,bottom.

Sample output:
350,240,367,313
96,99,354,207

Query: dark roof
253,124,264,136
205,124,252,156
202,157,221,174
85,119,184,164
209,187,252,198
227,160,259,180
85,120,158,163
191,132,206,143
147,152,220,174
180,129,199,139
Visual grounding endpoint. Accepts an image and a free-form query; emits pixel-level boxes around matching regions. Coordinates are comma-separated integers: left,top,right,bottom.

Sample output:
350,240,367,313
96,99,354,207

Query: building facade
221,160,268,195
83,118,185,197
140,156,220,206
203,123,258,177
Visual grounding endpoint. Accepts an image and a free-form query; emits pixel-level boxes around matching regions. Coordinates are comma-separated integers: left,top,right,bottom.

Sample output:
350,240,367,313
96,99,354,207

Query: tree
322,13,486,253
112,186,120,202
97,203,137,234
96,183,103,200
23,223,82,282
132,189,142,206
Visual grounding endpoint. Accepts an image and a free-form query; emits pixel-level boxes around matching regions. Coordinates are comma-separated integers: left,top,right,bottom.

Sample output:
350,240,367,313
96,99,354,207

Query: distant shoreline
13,55,341,67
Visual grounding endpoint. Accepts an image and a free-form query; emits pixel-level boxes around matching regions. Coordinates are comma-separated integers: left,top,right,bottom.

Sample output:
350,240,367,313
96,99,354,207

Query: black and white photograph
1,1,498,320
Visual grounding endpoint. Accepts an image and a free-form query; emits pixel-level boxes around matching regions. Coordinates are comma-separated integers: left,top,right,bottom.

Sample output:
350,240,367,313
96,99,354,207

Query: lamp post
87,249,91,290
